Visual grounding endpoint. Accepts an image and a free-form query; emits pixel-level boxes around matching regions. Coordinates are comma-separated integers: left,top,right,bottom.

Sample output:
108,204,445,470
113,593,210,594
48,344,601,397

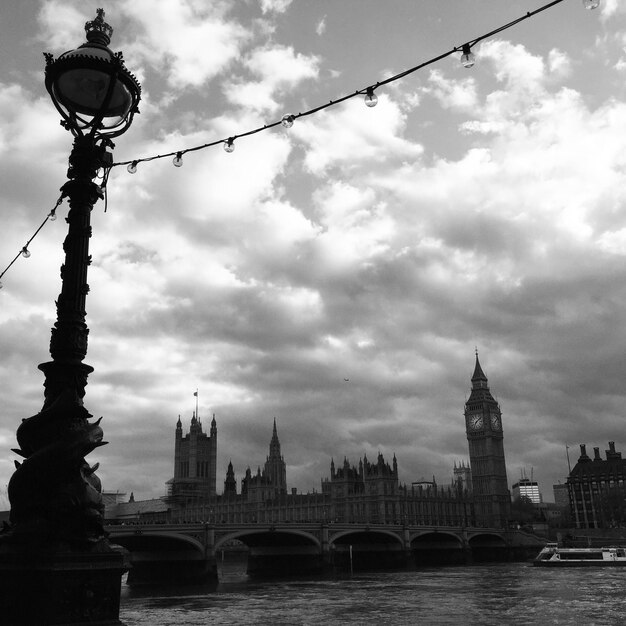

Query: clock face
468,414,483,431
490,412,501,431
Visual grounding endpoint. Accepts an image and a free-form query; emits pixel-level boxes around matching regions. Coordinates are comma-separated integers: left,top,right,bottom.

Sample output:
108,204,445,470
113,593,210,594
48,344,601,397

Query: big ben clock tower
465,351,511,527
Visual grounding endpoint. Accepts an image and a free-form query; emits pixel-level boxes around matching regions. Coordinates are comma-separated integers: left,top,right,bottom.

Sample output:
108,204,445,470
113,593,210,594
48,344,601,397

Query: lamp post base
0,549,127,625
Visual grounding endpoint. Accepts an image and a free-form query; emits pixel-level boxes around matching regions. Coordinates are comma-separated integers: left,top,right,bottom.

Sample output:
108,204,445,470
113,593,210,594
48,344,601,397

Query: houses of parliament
164,354,512,528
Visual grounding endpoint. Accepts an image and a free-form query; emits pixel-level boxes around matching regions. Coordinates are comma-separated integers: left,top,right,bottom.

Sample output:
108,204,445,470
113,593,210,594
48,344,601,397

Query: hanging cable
110,0,578,172
0,194,65,289
0,0,599,289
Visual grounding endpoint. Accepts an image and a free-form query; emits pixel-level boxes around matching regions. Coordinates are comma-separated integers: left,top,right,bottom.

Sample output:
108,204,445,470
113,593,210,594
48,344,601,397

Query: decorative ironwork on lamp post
0,9,140,625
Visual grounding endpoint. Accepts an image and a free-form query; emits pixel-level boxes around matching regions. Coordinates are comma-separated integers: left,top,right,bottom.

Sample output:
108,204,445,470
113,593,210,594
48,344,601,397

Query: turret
190,411,201,435
224,460,237,496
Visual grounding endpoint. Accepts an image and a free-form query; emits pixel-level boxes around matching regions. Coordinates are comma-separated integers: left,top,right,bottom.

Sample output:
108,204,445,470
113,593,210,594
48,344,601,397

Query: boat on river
533,543,626,566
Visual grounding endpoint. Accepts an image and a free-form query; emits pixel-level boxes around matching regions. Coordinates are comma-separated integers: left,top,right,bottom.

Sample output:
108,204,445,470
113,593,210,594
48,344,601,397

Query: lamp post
0,10,140,625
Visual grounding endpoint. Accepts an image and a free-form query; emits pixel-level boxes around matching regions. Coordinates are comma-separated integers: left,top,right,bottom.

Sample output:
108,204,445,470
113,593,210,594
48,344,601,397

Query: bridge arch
467,531,509,562
109,529,210,585
328,528,407,571
215,528,323,577
111,530,205,554
329,528,404,547
410,530,463,547
214,528,321,551
467,532,508,547
410,530,465,565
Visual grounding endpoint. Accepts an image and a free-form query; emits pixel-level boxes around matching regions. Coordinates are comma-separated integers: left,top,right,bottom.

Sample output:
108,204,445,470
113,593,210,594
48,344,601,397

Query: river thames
119,562,626,625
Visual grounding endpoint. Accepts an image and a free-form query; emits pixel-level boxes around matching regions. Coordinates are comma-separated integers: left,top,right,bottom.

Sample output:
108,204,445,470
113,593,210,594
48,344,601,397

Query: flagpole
195,388,199,421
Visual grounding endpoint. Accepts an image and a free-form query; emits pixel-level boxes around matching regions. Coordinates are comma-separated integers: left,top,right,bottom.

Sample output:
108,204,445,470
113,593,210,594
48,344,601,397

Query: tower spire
265,418,286,495
471,349,488,389
270,417,280,452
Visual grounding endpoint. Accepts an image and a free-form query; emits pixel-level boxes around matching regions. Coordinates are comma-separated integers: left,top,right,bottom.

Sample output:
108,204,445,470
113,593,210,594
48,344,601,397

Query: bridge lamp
0,10,141,625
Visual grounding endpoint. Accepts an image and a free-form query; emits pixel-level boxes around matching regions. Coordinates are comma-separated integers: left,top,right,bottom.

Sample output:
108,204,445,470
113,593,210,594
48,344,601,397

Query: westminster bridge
106,521,543,585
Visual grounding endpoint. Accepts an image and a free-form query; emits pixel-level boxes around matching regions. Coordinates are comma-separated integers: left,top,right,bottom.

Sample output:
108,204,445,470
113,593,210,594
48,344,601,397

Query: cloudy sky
1,0,625,505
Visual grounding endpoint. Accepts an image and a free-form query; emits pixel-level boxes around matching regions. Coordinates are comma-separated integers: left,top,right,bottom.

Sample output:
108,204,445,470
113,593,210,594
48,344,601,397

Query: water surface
120,563,626,625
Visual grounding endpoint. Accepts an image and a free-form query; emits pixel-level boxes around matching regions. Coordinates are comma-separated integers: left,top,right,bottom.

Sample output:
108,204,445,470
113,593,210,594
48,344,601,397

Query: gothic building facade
464,352,511,527
453,460,472,493
240,419,288,503
167,412,217,501
149,354,510,528
158,417,477,527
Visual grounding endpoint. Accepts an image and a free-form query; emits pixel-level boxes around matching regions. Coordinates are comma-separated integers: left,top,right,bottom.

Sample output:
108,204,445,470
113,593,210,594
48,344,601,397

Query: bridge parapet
105,522,540,581
108,522,516,554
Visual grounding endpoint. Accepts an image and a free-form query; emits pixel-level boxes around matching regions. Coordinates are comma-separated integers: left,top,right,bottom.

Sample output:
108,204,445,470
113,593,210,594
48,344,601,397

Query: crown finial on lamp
84,9,113,46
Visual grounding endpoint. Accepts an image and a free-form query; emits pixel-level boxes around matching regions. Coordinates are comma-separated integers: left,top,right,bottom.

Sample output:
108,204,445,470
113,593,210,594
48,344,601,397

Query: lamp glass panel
55,69,132,117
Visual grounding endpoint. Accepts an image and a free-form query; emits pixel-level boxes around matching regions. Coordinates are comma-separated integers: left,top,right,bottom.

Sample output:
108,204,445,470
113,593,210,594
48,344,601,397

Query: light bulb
127,161,138,174
173,152,183,167
21,247,30,258
49,211,57,222
281,114,295,128
364,87,378,108
583,0,600,8
461,44,475,68
224,139,235,153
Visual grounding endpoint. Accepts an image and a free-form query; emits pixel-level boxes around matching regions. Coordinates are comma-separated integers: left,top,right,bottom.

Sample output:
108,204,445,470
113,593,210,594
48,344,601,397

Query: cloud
117,0,250,90
316,16,327,36
547,49,572,79
223,45,320,113
424,70,478,112
295,95,423,175
601,0,626,18
37,1,85,50
259,0,293,14
5,1,626,505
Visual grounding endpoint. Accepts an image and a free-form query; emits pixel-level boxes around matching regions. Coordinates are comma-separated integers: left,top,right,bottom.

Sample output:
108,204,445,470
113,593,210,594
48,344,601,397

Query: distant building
322,453,401,523
464,352,511,527
453,461,472,493
553,482,569,509
167,412,217,502
512,476,542,504
119,419,475,527
101,491,127,509
567,442,626,529
240,418,288,503
534,502,564,524
109,354,510,529
103,490,170,523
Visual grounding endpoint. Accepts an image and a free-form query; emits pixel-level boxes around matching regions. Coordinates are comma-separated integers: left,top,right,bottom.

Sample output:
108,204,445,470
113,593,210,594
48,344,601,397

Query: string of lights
0,0,601,289
0,194,64,290
114,0,599,174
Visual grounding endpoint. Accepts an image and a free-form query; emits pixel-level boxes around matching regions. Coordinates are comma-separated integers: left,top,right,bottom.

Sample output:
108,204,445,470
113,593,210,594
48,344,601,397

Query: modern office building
512,475,542,504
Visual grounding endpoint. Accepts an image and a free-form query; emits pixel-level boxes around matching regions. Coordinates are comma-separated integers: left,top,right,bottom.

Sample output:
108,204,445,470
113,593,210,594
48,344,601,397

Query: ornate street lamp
0,10,140,625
